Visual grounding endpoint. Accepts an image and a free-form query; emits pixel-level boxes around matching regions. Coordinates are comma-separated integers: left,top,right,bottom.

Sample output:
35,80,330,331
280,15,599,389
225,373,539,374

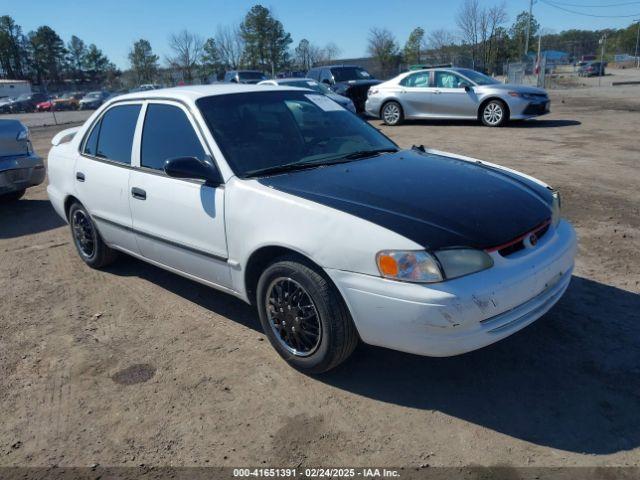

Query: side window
307,69,319,81
435,71,464,89
400,72,430,87
141,104,206,171
83,120,101,156
90,104,141,164
320,69,332,83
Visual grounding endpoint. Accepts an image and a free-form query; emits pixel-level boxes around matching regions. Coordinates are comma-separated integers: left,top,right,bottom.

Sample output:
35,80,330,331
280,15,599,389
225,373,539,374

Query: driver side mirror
164,157,222,186
461,82,472,92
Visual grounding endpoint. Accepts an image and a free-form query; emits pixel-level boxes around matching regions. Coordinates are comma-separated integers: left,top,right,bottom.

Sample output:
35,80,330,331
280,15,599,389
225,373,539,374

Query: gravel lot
1,85,639,470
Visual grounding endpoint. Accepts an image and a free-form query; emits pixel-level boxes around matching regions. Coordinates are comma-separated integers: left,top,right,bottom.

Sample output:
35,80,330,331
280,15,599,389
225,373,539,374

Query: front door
430,70,479,118
74,102,142,253
128,101,230,288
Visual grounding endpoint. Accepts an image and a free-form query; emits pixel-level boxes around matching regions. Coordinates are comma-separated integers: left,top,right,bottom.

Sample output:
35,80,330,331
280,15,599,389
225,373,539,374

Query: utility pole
599,33,607,87
536,33,543,87
635,19,640,69
524,0,534,57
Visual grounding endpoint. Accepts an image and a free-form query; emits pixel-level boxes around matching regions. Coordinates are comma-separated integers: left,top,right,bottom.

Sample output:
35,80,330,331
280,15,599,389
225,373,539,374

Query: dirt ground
1,85,639,470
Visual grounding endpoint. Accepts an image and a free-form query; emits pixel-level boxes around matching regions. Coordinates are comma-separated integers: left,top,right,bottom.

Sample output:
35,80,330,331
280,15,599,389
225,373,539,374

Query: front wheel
256,257,358,374
381,101,404,126
481,100,508,127
68,202,118,268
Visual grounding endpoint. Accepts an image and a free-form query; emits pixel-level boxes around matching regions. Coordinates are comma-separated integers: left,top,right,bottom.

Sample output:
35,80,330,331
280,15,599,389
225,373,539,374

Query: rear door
430,70,479,118
128,101,230,288
398,71,434,117
74,102,142,253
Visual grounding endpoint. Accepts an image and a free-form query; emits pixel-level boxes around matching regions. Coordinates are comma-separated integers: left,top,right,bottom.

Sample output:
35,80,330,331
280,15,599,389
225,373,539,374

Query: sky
5,0,639,69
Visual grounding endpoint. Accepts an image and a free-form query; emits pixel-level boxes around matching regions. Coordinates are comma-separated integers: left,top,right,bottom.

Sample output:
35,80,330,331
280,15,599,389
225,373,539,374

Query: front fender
224,177,420,299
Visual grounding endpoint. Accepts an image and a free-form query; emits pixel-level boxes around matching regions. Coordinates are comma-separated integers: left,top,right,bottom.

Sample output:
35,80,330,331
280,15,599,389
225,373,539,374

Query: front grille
524,102,549,115
489,220,551,257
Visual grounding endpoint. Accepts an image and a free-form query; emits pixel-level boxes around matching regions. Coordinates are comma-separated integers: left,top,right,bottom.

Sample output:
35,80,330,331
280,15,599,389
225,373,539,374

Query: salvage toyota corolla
47,85,577,373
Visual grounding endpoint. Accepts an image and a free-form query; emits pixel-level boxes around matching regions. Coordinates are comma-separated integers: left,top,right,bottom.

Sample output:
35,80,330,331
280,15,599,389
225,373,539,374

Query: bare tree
479,3,508,70
456,0,481,67
367,28,399,78
323,42,341,63
215,25,244,69
166,30,204,83
427,29,457,63
456,0,507,70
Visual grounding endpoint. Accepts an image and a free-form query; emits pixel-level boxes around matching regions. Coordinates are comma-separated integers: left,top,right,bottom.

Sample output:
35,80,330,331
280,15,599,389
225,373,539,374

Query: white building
0,79,32,99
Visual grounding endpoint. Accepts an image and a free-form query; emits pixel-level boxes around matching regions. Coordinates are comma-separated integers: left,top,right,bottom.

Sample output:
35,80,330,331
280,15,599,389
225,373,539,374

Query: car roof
109,84,299,103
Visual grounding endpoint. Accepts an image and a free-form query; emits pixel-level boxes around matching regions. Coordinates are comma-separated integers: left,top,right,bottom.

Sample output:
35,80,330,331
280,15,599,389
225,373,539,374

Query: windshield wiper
244,148,398,178
244,161,322,178
342,148,398,160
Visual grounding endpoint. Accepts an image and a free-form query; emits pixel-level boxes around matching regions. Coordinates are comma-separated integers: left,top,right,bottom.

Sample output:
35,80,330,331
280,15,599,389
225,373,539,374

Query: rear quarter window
84,104,141,164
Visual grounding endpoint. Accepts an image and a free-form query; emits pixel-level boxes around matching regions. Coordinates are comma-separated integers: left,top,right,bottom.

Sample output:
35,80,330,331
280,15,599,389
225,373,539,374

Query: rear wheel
0,189,26,202
381,101,404,126
256,257,358,374
481,99,508,127
68,202,118,268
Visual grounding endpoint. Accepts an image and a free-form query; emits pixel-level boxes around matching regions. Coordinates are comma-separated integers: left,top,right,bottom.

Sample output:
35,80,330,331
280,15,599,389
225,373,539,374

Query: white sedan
47,85,577,373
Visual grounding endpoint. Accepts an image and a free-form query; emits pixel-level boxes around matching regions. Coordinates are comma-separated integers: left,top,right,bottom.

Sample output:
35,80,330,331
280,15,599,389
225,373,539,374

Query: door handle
434,90,442,94
76,172,85,182
131,187,146,200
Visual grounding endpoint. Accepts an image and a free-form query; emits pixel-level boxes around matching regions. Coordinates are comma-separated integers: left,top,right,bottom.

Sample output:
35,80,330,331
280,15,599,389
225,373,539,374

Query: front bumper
325,220,577,357
0,154,45,195
510,98,551,119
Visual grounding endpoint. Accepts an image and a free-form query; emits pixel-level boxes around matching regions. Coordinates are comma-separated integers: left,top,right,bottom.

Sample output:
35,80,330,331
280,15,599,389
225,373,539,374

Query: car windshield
197,91,397,177
331,67,372,82
17,94,31,100
239,71,266,80
456,69,500,86
279,80,329,94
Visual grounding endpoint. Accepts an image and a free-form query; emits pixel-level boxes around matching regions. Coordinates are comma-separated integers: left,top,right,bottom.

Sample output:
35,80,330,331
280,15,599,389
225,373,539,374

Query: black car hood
259,150,553,250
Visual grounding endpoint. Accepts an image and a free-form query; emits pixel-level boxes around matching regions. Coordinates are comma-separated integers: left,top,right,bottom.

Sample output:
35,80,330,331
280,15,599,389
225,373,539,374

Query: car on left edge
0,120,44,201
46,85,576,373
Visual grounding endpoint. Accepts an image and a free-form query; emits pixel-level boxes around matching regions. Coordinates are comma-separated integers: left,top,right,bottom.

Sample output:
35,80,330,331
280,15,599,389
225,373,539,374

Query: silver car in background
0,120,44,201
365,68,550,127
258,78,357,113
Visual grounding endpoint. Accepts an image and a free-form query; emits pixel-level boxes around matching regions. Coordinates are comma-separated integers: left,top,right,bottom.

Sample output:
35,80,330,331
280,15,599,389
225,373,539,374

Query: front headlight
551,190,561,227
376,250,443,283
434,249,494,280
368,88,379,97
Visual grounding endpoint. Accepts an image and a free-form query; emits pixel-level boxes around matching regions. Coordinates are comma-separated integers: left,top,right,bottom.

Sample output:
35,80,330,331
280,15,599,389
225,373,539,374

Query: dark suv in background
307,65,381,113
223,70,269,84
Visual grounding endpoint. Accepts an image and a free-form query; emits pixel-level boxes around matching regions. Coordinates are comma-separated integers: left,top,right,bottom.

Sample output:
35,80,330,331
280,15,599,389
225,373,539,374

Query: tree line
2,1,639,90
369,0,640,77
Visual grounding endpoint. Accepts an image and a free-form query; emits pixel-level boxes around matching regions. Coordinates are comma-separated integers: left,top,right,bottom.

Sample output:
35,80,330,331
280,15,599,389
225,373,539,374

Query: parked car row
44,83,575,372
223,64,551,128
0,90,120,114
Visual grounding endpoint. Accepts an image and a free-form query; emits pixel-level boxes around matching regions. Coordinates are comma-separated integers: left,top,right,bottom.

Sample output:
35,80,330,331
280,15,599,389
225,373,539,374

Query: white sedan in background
47,85,576,373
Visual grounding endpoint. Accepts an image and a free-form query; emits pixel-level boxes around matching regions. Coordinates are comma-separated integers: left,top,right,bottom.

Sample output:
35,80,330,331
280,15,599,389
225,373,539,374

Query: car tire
481,99,508,127
0,189,26,202
256,257,359,374
68,202,118,268
381,101,404,126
